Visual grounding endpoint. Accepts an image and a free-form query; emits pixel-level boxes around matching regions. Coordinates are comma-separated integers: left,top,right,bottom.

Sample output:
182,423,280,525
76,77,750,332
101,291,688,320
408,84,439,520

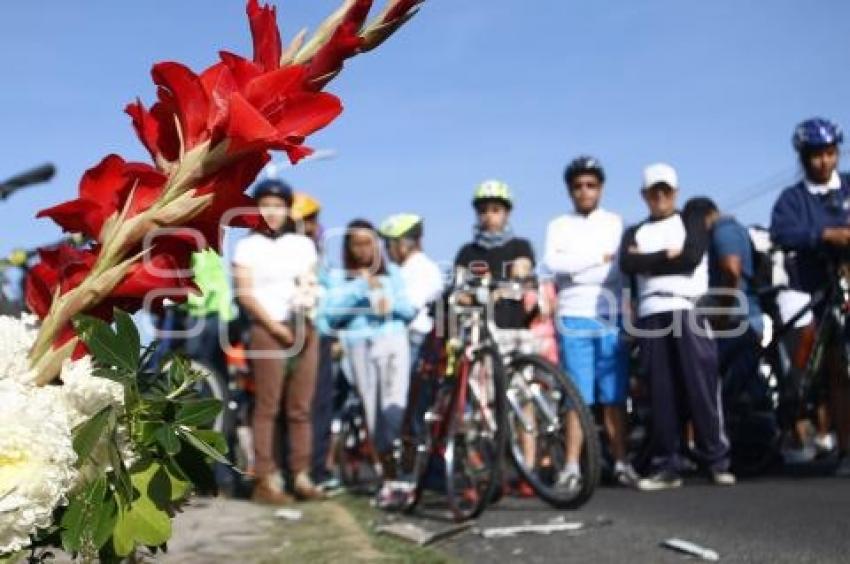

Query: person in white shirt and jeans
232,179,323,504
544,156,639,490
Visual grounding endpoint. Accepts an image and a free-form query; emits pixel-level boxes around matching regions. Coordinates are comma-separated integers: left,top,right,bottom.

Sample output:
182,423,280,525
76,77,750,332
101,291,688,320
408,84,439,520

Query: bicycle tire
403,380,449,513
505,353,600,509
444,346,507,521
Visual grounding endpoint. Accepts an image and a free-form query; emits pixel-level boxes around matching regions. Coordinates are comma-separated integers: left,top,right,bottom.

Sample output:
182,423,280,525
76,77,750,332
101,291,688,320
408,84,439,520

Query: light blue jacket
317,264,416,343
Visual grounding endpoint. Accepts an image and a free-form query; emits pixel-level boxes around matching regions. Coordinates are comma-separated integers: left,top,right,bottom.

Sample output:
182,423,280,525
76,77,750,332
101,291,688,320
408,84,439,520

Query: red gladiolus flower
25,245,98,318
36,155,166,241
27,0,424,385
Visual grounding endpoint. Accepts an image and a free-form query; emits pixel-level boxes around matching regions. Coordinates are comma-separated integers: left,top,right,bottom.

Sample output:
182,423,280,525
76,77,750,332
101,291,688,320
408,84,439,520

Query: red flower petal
36,199,107,240
79,154,129,207
125,100,162,161
151,62,210,151
219,51,263,91
224,92,280,155
244,65,307,114
303,0,372,90
247,0,282,72
200,62,238,144
269,91,343,139
25,262,58,319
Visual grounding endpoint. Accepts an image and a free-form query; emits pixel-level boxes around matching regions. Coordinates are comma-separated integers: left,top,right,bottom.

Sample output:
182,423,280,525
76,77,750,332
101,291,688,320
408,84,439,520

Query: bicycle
497,291,601,508
755,262,850,463
402,272,508,522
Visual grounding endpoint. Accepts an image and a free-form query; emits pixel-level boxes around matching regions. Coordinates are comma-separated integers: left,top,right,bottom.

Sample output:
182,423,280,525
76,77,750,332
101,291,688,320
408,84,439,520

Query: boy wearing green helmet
453,180,535,328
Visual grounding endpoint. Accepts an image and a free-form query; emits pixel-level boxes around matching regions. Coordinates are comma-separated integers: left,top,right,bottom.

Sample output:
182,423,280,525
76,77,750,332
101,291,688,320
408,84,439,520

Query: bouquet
0,1,423,561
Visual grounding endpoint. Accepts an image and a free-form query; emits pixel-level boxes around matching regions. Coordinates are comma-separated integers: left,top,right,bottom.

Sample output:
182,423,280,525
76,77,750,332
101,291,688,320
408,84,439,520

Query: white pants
344,332,410,455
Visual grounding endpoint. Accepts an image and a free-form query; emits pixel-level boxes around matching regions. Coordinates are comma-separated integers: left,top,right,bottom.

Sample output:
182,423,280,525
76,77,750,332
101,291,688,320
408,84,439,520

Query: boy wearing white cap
620,163,734,490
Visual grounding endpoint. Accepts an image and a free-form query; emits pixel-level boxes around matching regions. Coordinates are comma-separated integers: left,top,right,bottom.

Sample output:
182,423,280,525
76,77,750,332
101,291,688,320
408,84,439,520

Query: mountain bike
403,273,508,521
500,325,601,508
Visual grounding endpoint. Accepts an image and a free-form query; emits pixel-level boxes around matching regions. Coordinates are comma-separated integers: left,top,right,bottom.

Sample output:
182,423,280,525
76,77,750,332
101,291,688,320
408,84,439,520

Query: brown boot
293,472,326,501
252,474,294,505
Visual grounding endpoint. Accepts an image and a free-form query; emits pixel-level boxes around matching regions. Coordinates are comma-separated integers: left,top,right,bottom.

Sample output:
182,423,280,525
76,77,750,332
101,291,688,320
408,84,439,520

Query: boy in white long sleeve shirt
544,156,638,490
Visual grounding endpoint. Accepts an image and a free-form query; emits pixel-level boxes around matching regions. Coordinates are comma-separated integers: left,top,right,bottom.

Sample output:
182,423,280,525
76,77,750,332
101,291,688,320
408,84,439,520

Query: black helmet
253,179,294,205
564,155,605,186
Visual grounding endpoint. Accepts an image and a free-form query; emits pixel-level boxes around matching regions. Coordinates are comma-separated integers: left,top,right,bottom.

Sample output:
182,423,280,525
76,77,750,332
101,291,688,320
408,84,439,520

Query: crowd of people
175,116,850,506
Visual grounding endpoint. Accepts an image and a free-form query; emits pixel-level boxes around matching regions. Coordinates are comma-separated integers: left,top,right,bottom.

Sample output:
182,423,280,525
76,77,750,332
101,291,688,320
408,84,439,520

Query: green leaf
60,477,115,553
91,495,119,550
60,496,85,552
72,406,114,466
108,433,133,506
74,315,135,373
111,464,173,556
176,427,231,465
175,398,222,427
167,356,189,389
192,429,229,456
114,309,141,367
162,461,192,502
154,425,182,456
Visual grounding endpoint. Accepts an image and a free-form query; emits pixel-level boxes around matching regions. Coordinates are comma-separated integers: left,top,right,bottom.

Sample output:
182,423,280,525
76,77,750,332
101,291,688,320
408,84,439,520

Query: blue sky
2,0,850,276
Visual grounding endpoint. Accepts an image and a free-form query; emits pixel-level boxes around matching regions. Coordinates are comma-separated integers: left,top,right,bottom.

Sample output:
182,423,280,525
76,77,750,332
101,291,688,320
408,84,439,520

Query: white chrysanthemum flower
0,314,39,385
0,379,77,554
60,356,124,429
59,356,137,473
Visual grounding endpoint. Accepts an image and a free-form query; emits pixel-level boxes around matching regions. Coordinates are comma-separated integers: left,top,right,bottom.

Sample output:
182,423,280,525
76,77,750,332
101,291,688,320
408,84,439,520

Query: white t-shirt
632,214,708,318
543,208,623,319
399,251,444,335
233,232,318,322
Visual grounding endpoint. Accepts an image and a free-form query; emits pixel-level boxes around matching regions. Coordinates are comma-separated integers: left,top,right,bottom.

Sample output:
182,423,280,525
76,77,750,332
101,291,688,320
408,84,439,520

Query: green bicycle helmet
472,179,513,210
378,213,423,240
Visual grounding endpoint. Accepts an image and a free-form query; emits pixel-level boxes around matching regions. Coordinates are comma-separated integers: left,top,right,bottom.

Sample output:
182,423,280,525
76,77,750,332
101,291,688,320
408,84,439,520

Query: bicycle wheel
505,354,600,509
402,378,451,512
335,399,381,493
444,346,507,521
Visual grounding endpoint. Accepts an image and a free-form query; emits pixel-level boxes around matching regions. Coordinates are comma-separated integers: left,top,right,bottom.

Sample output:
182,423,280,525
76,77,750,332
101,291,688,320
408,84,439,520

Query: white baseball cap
642,163,679,190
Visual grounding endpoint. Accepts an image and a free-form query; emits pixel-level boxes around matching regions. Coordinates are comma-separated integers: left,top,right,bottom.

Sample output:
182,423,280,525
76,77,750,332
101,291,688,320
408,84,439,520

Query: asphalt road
403,461,850,564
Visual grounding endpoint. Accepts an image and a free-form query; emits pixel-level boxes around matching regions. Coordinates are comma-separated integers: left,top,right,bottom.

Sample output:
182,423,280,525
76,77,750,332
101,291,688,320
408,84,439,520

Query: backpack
746,225,775,291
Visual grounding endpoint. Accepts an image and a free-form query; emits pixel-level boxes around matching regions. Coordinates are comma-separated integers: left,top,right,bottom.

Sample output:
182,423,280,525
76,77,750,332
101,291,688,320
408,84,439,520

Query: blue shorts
557,316,628,406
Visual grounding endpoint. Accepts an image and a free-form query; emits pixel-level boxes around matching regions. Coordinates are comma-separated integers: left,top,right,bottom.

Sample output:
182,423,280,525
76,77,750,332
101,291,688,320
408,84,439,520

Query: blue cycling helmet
253,178,294,205
564,155,605,186
792,118,843,152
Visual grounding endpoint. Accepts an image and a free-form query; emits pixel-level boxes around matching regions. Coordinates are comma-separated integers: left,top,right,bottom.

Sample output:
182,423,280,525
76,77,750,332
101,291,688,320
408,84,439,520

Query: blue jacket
317,263,416,343
769,173,850,293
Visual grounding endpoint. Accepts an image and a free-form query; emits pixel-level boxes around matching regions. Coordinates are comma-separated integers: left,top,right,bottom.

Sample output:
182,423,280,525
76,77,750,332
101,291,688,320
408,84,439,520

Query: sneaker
555,468,583,492
637,470,683,492
614,463,640,488
252,474,294,506
375,481,416,510
815,433,837,457
710,470,737,486
835,455,850,477
782,445,816,465
294,472,326,501
318,475,343,492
